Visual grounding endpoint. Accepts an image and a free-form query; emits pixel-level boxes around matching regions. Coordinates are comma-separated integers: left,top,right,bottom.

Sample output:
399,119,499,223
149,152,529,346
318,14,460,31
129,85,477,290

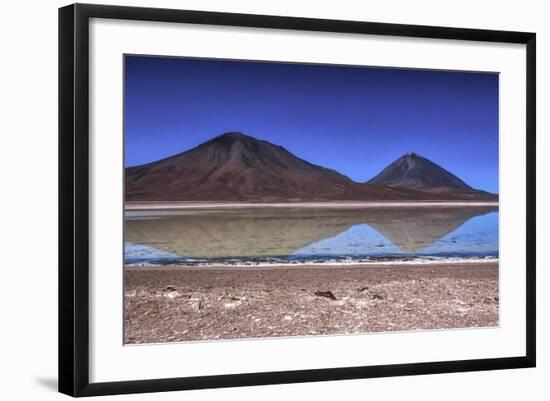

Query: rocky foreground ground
124,262,498,344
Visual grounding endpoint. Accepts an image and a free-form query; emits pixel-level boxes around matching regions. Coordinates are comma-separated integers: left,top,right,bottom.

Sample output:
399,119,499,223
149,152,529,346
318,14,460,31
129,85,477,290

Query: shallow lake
124,206,498,265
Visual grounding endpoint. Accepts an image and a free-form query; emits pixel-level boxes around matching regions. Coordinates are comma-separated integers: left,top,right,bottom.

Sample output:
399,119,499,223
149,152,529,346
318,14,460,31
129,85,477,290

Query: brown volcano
368,152,497,200
125,132,497,202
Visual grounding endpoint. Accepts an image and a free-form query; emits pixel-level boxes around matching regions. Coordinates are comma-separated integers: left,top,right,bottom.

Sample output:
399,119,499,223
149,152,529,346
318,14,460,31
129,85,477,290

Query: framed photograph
59,3,536,397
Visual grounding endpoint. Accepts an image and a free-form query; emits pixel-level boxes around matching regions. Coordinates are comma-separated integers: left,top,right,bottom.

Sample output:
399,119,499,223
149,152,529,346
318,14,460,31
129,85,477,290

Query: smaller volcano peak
368,152,473,192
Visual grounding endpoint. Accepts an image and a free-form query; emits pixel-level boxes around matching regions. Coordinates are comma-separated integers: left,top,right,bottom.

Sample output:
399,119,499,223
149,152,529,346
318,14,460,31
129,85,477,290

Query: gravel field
124,262,498,344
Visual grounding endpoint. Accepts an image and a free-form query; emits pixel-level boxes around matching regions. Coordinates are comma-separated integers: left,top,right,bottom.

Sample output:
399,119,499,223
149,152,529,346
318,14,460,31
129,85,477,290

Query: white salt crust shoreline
125,201,499,211
126,257,499,269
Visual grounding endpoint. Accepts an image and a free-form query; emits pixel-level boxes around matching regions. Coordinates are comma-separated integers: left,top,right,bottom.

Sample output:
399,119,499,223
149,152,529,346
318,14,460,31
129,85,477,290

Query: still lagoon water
124,206,498,265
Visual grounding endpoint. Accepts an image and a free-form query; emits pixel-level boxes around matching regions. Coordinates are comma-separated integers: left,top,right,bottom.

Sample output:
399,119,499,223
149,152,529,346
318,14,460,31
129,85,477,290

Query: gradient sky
125,55,499,193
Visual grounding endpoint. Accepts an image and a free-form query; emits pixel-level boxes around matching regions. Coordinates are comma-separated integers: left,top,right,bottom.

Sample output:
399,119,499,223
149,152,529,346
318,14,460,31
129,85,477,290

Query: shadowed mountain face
125,206,498,259
126,132,496,202
368,152,496,199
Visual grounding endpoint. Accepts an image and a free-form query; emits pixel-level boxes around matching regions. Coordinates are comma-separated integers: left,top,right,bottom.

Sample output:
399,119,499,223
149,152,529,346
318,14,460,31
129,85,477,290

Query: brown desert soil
124,262,498,344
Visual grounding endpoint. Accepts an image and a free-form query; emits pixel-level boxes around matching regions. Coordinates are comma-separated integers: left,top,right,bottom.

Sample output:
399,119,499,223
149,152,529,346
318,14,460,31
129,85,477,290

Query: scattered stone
314,291,337,300
190,301,202,311
223,299,243,308
483,296,495,304
371,293,384,300
164,291,180,299
358,286,369,292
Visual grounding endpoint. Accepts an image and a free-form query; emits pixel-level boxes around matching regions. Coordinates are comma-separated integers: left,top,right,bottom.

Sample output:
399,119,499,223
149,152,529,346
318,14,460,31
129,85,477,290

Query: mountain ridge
125,132,497,202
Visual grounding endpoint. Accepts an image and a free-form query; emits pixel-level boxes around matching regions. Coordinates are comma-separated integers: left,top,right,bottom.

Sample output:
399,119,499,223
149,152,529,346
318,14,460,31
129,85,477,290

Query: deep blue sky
125,55,499,192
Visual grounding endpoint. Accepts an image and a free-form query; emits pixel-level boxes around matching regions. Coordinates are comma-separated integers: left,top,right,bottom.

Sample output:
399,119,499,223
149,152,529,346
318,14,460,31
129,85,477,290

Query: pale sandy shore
124,262,498,344
125,201,499,211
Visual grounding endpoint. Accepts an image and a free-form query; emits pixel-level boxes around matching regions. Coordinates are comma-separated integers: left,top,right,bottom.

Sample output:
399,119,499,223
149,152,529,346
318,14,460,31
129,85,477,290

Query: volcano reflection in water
124,206,498,264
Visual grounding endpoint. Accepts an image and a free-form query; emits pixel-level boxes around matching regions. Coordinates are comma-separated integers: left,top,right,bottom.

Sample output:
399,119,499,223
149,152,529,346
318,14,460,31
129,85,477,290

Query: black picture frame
59,3,536,397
